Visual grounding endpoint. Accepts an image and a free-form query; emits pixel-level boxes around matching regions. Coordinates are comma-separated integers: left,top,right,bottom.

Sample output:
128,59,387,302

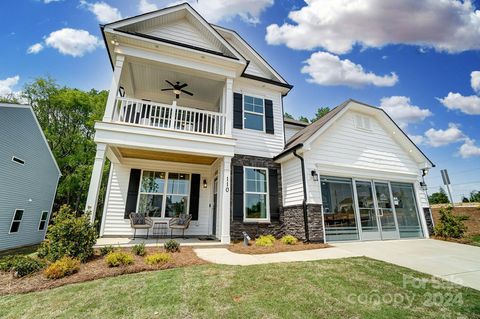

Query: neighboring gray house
0,103,61,251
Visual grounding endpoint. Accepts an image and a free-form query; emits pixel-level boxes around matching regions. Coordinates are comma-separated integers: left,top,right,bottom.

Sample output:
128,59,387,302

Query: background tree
428,188,450,204
462,196,470,203
21,77,109,213
0,93,20,104
469,190,480,202
298,116,309,123
284,112,294,119
311,107,330,122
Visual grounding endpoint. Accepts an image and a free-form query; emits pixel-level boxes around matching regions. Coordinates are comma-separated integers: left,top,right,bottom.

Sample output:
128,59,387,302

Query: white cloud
408,135,425,145
380,96,432,129
80,1,122,24
138,0,158,13
266,0,480,54
438,92,480,115
301,51,398,88
0,75,20,96
424,123,465,147
45,28,101,57
459,138,480,158
27,43,44,54
471,71,480,93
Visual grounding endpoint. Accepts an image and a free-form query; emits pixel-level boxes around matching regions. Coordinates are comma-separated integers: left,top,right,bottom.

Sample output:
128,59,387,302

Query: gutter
293,149,310,242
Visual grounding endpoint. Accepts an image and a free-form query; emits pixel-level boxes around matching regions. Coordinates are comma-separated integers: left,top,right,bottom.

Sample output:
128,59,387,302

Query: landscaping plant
99,245,116,256
0,255,45,278
434,205,469,239
164,240,180,253
44,256,80,279
105,252,134,267
255,235,276,247
37,205,98,262
132,243,146,256
280,235,298,245
145,253,171,265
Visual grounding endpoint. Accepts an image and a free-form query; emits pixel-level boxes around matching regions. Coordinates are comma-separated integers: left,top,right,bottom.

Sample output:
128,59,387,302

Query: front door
212,177,218,236
355,180,399,240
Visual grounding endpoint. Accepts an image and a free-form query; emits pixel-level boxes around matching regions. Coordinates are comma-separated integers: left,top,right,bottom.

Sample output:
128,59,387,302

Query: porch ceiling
118,147,217,165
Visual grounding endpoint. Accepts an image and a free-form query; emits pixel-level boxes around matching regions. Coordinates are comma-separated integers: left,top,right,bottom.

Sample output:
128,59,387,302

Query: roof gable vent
354,114,371,131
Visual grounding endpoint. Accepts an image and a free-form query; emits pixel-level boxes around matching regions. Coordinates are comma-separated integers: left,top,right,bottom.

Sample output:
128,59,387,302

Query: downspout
293,149,310,242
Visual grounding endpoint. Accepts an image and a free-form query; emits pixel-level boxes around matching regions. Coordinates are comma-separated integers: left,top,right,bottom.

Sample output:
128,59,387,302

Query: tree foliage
298,116,310,123
21,77,108,212
469,190,480,202
284,112,294,119
311,107,330,122
428,188,450,204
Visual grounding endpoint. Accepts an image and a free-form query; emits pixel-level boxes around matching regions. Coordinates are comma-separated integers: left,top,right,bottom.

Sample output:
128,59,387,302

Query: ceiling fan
161,80,194,99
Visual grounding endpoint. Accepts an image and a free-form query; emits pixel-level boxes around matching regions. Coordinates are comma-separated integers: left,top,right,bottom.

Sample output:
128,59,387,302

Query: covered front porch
95,236,223,248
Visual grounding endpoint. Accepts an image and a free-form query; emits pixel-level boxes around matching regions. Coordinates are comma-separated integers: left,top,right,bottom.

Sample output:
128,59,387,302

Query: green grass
1,257,479,319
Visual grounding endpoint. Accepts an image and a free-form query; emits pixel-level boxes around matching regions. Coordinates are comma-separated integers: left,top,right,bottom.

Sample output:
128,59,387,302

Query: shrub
0,255,45,277
105,252,134,267
434,205,469,239
44,257,80,279
132,243,146,256
281,235,298,245
99,245,116,256
145,253,171,265
164,240,180,253
37,205,98,262
255,235,276,247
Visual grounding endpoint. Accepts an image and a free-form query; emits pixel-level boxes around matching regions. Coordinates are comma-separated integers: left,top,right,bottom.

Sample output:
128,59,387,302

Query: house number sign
225,176,229,192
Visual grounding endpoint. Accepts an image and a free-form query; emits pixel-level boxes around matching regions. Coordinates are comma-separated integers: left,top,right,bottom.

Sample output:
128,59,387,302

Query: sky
1,0,479,201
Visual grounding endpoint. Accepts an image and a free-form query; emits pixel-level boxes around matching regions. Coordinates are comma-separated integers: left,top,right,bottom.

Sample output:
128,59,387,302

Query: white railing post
103,55,125,122
85,143,107,223
224,78,233,136
169,100,177,130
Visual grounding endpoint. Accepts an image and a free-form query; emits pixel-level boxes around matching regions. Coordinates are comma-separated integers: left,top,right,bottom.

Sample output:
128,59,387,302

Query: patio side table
153,222,168,238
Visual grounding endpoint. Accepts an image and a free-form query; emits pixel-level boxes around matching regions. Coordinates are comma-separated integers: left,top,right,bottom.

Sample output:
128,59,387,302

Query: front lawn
1,257,479,319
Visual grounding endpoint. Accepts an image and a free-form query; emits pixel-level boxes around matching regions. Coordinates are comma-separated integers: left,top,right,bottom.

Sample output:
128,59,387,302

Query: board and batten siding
0,106,59,251
101,159,213,237
303,110,425,204
232,79,285,158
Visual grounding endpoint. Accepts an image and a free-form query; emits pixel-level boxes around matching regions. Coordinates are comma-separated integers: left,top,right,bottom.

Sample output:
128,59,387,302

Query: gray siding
0,106,59,251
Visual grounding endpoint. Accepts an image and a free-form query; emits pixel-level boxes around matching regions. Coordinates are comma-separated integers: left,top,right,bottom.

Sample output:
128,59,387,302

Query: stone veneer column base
283,204,324,242
423,207,435,236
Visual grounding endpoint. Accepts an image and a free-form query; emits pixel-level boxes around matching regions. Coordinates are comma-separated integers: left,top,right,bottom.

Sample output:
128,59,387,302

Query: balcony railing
111,97,227,136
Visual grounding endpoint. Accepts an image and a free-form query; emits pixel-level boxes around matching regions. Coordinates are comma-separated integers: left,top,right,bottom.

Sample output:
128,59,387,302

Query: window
137,171,190,218
244,95,264,131
9,209,24,233
244,167,269,221
38,211,49,231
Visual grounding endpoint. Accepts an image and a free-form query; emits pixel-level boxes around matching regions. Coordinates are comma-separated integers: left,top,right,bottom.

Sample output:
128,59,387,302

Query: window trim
135,169,191,219
38,211,49,231
242,94,265,132
9,209,24,234
243,166,270,222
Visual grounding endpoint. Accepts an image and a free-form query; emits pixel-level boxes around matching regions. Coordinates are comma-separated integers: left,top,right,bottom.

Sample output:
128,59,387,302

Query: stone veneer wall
230,154,283,240
423,207,434,236
283,204,324,242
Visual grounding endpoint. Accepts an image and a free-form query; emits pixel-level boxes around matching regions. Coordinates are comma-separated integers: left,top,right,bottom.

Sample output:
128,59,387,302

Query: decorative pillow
132,213,145,225
178,215,186,225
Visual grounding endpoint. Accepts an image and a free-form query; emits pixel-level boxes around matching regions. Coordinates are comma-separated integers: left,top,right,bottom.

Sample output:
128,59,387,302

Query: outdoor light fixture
422,168,429,177
110,38,119,46
311,170,319,181
203,179,207,188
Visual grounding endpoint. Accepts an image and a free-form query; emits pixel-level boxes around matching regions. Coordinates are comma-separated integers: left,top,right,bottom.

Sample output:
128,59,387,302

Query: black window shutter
124,169,141,219
265,99,274,134
269,168,279,221
233,166,244,221
233,92,243,129
189,174,201,221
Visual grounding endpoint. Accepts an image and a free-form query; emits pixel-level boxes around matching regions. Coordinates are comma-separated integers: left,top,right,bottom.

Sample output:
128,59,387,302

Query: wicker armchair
169,214,192,239
129,213,153,239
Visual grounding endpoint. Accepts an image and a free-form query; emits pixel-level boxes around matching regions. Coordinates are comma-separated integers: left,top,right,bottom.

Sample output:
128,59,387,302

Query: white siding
305,111,422,204
101,159,214,237
284,124,303,142
232,79,285,158
142,18,220,52
281,158,304,206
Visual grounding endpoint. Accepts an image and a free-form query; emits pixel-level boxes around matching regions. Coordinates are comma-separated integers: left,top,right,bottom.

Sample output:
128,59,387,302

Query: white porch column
218,156,232,244
85,143,107,223
103,55,125,122
224,78,233,136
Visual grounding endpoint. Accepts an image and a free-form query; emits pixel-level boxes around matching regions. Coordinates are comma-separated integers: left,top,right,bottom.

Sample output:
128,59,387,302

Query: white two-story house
85,3,435,244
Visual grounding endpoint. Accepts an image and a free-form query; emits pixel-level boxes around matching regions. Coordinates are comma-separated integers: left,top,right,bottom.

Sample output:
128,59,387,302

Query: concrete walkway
194,239,480,291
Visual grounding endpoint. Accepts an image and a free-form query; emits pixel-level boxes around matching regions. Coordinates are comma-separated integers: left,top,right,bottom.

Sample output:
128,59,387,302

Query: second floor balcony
112,97,227,136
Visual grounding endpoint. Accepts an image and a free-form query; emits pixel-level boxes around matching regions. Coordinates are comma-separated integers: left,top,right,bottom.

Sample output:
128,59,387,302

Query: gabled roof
284,118,309,127
0,103,61,176
276,99,435,167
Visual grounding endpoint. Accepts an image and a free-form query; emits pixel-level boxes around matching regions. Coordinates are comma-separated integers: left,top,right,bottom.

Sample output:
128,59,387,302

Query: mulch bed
0,247,207,296
228,240,329,255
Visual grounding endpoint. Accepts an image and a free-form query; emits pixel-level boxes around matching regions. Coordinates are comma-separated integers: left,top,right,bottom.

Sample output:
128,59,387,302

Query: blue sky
1,0,479,201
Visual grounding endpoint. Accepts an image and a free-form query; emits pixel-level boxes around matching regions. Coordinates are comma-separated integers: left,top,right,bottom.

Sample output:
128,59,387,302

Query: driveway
333,239,480,291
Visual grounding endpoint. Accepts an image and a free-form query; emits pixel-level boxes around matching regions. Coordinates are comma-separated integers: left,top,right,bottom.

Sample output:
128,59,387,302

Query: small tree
298,116,309,123
37,205,97,262
434,205,468,239
311,107,330,122
429,188,450,204
469,190,480,202
462,196,470,203
284,112,294,119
